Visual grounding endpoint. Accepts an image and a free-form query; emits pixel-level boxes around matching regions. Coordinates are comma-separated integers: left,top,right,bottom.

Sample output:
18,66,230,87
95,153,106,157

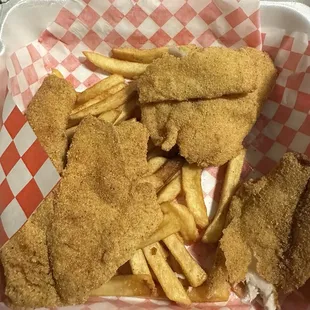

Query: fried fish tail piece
137,47,257,104
220,152,310,309
0,75,76,308
48,116,163,305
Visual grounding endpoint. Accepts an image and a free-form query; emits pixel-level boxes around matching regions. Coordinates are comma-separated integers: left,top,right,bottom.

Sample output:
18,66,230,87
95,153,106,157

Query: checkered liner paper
0,0,309,308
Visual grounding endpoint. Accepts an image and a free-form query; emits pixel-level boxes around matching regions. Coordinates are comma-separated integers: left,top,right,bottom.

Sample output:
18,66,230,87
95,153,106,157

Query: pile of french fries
53,46,247,305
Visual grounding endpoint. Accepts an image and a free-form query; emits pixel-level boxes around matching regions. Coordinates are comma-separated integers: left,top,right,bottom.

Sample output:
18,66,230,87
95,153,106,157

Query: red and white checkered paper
0,0,310,309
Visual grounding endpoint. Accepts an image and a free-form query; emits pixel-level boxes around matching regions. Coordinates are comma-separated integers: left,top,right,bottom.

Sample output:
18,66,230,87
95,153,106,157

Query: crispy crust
220,153,310,291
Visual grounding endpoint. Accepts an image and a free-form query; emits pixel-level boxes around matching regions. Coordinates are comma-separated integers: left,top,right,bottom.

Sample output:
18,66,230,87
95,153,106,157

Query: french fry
140,212,180,248
98,109,122,123
72,82,126,114
112,47,169,64
147,147,168,160
91,275,157,297
161,202,199,244
147,156,168,175
142,157,184,192
83,51,148,79
51,68,63,78
66,125,77,140
130,249,151,275
114,97,138,125
182,164,208,229
76,74,124,105
163,234,207,287
157,175,182,204
202,149,246,243
69,82,137,127
143,242,191,305
66,109,121,138
187,249,230,302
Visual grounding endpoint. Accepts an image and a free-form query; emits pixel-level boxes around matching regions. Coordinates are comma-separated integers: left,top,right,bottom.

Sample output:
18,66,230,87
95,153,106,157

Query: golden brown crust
1,75,76,308
115,121,149,179
138,47,257,103
47,116,163,304
140,47,277,167
220,153,310,289
281,180,310,293
26,75,77,172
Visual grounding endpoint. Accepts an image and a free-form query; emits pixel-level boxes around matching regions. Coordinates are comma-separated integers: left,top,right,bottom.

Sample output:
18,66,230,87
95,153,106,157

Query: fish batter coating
26,75,77,172
0,75,76,308
47,117,163,305
138,47,258,104
141,48,277,167
220,152,310,291
281,180,310,293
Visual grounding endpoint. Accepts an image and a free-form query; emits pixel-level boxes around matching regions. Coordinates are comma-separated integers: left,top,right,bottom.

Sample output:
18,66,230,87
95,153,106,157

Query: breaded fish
0,75,76,308
138,47,257,103
47,117,163,304
26,75,77,172
281,180,310,293
220,153,310,308
141,48,277,167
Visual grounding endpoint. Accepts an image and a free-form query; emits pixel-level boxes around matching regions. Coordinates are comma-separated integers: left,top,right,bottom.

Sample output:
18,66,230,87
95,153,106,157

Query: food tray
0,1,309,310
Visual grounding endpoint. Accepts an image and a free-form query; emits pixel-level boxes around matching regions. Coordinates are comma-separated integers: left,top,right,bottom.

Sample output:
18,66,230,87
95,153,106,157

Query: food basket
0,0,309,309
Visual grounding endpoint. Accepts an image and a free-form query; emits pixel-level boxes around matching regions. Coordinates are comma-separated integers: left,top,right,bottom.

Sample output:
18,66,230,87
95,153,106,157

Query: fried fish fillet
220,153,310,308
138,47,257,104
47,116,163,304
0,75,76,308
281,180,310,293
141,48,277,167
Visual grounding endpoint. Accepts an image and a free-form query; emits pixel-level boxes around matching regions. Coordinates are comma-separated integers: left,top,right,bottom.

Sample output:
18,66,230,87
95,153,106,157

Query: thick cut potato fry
140,212,180,248
84,51,148,79
114,97,138,125
202,149,246,243
66,109,120,138
130,249,151,275
142,157,184,192
161,202,198,244
157,175,182,204
143,242,191,305
51,68,63,78
163,234,207,287
76,74,124,105
72,82,126,115
187,249,230,302
112,47,169,64
98,109,122,123
91,275,157,297
66,125,77,140
69,82,137,126
182,164,208,229
147,156,168,175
